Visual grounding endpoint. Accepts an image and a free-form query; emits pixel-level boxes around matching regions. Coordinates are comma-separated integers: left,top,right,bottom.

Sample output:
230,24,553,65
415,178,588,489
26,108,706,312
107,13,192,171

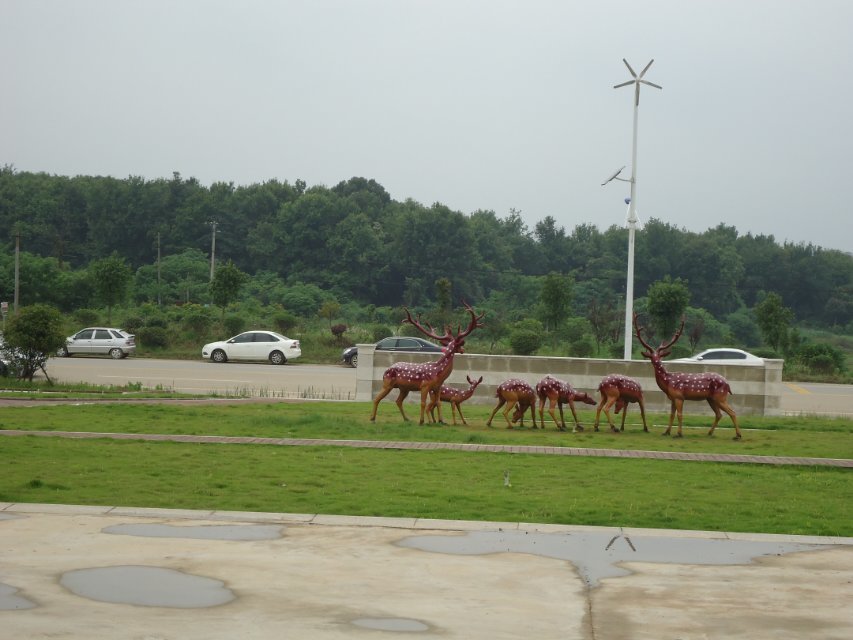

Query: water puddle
102,523,283,541
397,530,826,587
0,583,37,610
60,565,235,608
352,617,430,632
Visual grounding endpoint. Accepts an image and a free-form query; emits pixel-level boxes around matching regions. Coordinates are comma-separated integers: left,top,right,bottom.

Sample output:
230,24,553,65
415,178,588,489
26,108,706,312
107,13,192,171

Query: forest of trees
1,166,851,339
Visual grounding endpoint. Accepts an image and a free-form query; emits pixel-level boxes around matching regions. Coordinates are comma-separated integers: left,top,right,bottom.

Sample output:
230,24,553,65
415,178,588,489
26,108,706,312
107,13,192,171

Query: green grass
1,401,850,537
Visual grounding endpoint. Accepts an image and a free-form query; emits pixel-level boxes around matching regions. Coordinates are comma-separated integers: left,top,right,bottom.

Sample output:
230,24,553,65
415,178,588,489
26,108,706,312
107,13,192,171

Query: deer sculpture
535,375,596,432
369,302,485,425
633,313,742,440
593,374,648,433
486,379,538,429
428,375,484,425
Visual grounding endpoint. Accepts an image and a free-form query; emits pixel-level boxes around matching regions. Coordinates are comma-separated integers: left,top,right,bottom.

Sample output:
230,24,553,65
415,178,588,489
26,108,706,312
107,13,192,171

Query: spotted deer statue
535,375,596,432
633,313,742,440
428,375,483,425
486,378,538,429
370,302,485,424
593,374,648,433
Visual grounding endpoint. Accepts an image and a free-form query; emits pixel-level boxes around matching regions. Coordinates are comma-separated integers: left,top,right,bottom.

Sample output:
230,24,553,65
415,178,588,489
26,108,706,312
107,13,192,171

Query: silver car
60,327,136,359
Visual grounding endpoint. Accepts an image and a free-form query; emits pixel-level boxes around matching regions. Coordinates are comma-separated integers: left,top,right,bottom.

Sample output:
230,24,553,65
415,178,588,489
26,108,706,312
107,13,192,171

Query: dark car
341,336,443,368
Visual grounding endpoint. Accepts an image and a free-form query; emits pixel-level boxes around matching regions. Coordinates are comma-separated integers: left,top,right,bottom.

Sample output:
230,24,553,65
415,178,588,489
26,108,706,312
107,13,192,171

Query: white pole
623,98,640,360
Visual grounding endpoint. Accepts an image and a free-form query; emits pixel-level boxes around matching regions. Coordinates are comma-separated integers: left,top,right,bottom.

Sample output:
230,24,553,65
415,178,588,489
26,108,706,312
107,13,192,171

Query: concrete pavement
1,503,851,639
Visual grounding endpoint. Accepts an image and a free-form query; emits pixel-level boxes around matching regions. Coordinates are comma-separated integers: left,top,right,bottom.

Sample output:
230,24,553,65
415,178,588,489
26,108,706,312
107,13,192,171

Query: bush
73,308,100,326
570,337,595,358
372,325,392,341
137,326,169,349
182,304,213,335
122,316,145,334
796,343,846,374
145,315,169,329
272,310,297,334
223,314,246,336
509,329,541,355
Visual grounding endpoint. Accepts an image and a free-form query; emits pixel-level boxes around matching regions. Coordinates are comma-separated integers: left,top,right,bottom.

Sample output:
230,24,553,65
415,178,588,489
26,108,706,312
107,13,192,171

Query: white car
672,348,763,365
60,327,136,359
202,330,301,365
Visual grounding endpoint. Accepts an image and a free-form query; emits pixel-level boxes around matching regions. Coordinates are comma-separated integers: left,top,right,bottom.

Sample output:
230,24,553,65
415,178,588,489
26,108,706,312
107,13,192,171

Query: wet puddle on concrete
60,565,235,608
0,583,37,610
102,523,284,541
352,617,430,632
397,530,826,587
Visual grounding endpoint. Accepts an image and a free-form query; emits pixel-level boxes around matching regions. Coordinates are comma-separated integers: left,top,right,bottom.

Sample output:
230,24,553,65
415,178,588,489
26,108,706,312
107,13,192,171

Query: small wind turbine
603,59,661,360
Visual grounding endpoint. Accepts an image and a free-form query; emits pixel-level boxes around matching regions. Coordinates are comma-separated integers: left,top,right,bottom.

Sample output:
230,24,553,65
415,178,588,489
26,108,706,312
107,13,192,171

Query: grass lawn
1,400,851,536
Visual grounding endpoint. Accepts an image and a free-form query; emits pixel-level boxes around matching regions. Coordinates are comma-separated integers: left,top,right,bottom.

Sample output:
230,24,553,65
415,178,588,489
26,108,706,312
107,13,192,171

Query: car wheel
109,348,124,359
58,345,70,357
211,349,228,363
269,351,286,365
350,354,358,368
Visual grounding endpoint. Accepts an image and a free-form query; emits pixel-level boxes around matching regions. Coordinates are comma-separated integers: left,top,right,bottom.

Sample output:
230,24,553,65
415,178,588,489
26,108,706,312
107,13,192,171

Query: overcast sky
2,0,851,253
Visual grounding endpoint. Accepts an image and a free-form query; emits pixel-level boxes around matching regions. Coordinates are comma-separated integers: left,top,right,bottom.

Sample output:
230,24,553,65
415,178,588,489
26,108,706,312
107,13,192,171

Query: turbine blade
640,79,663,90
639,59,654,78
613,80,634,89
622,58,637,77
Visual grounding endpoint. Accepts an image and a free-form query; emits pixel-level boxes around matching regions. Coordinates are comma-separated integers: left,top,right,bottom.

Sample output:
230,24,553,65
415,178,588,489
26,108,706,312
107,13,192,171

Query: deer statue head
402,301,484,357
633,312,684,363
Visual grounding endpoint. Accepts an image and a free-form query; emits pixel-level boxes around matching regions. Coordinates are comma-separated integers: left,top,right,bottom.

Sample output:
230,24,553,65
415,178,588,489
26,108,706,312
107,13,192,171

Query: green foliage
136,326,169,348
271,310,298,334
646,276,690,339
754,292,794,352
182,304,214,335
72,308,101,327
539,272,574,331
281,283,325,317
223,314,246,336
726,308,762,346
88,252,132,322
569,336,595,357
509,318,543,355
210,260,247,317
318,300,341,328
3,304,65,381
795,343,846,374
372,325,391,341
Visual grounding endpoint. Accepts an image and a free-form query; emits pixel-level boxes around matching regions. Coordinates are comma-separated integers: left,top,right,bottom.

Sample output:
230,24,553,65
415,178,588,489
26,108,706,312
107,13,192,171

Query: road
40,356,357,400
35,357,852,416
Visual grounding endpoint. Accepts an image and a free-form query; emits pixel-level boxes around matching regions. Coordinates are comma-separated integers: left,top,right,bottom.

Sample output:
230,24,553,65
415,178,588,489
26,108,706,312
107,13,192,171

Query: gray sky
3,0,852,253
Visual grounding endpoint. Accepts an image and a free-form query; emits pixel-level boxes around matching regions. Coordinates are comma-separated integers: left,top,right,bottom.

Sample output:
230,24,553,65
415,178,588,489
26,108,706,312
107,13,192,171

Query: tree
3,304,65,381
319,300,342,329
587,297,621,355
540,272,574,333
646,276,690,339
89,252,131,323
754,292,794,352
209,260,247,320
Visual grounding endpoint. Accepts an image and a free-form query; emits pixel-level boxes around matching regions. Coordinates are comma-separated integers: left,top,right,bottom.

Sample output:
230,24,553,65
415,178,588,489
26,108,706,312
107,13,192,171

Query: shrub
223,314,246,336
372,325,392,341
272,310,297,334
796,343,846,374
122,316,145,334
331,323,347,340
570,337,595,358
137,326,169,349
509,329,541,355
145,315,169,329
182,304,213,335
73,308,100,326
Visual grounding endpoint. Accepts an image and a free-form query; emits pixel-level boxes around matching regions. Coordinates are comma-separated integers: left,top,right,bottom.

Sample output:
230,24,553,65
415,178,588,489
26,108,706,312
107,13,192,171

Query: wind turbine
603,58,661,360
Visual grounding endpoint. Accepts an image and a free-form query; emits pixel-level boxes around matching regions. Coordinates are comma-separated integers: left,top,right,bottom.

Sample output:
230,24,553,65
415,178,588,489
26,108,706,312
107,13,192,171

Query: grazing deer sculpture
535,375,596,432
369,302,485,425
633,313,742,440
593,374,648,433
428,375,484,425
486,379,538,429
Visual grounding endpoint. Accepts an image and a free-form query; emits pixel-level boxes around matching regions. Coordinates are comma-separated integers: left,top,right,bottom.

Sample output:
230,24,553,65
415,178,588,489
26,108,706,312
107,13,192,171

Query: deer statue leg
619,404,628,432
455,403,467,426
486,398,505,427
546,397,561,431
394,389,412,422
637,399,649,432
418,388,434,425
567,399,583,433
708,398,742,440
370,384,395,422
605,397,619,432
557,400,567,431
529,402,538,429
593,396,606,431
503,400,518,428
663,401,677,436
674,398,685,437
537,397,546,429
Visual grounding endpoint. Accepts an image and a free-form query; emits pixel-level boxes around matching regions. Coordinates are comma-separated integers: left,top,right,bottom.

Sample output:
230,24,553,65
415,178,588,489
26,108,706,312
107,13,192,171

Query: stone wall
355,345,784,417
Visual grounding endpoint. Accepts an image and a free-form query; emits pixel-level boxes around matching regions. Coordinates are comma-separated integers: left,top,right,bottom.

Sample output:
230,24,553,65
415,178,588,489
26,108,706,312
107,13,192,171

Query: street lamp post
602,58,661,360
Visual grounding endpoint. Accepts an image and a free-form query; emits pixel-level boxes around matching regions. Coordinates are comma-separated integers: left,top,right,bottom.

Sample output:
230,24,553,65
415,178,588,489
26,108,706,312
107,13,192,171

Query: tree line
1,166,851,334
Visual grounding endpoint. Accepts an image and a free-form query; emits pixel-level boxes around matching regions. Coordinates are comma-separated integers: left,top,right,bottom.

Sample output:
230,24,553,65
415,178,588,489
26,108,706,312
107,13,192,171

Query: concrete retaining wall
355,345,784,417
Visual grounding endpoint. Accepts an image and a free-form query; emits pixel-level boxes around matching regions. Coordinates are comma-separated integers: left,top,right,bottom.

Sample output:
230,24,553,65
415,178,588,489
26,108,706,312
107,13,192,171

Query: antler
456,300,485,340
633,312,685,356
402,307,451,343
658,317,685,353
632,312,654,354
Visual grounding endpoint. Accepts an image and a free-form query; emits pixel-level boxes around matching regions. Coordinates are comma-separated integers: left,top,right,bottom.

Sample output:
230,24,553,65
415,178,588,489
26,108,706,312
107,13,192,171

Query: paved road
40,356,852,416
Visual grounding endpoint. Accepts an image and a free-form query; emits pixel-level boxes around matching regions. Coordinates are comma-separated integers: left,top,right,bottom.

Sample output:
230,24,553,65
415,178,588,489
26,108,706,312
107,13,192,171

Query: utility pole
14,232,20,313
209,221,217,282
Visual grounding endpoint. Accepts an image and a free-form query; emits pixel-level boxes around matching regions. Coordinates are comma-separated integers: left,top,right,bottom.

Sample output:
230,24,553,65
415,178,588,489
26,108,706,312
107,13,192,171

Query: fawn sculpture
486,379,538,429
535,375,596,432
633,313,742,440
593,374,648,433
428,375,483,425
369,302,485,424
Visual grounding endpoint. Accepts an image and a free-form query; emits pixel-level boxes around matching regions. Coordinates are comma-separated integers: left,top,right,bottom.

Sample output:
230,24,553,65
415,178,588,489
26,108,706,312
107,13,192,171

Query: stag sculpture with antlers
369,302,485,425
633,313,742,440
